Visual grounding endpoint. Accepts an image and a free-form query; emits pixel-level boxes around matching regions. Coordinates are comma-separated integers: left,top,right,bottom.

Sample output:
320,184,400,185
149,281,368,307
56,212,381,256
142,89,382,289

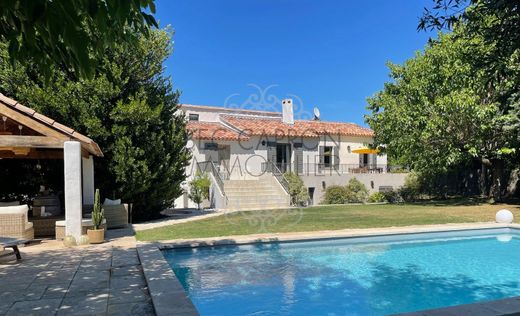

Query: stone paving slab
0,229,155,316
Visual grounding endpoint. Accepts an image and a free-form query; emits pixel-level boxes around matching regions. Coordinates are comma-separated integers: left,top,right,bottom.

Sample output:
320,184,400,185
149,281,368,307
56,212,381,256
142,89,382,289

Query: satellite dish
313,107,321,120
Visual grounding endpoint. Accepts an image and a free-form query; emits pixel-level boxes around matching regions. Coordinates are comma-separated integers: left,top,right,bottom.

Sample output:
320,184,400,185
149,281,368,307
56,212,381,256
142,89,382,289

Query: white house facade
176,101,407,209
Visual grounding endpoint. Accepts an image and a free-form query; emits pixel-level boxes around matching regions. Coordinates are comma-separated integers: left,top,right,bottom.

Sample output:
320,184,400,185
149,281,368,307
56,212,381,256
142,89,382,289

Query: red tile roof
187,121,249,141
220,115,374,138
0,93,103,156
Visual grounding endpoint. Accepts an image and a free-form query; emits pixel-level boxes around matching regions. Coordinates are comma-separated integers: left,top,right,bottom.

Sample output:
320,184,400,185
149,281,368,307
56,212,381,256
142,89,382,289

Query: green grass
136,199,520,241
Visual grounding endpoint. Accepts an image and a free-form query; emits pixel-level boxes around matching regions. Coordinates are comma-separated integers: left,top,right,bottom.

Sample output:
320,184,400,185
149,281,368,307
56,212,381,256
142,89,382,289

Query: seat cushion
0,205,29,223
103,198,121,206
0,201,20,206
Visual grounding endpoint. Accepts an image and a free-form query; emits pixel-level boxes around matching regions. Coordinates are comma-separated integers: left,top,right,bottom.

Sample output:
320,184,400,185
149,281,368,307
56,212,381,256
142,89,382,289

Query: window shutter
294,143,303,174
333,146,340,171
318,146,324,172
267,141,277,172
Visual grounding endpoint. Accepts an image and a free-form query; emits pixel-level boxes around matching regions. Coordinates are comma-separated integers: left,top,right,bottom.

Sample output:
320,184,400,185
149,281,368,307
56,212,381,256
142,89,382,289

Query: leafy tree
366,25,519,200
188,172,210,210
0,28,190,220
417,1,520,199
284,172,309,206
0,0,158,80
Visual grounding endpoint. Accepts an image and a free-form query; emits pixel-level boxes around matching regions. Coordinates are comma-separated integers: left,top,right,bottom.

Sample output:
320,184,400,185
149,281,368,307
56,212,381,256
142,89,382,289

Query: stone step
222,176,289,210
225,205,291,211
225,189,283,195
228,197,289,204
226,203,289,209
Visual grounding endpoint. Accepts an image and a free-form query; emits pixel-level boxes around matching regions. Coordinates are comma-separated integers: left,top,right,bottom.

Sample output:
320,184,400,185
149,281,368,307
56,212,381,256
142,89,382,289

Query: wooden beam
0,103,69,140
0,135,64,148
0,148,63,159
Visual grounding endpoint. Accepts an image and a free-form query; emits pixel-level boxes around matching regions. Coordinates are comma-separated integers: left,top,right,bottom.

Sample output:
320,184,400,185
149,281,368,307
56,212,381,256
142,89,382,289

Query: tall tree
0,28,191,220
366,27,519,199
0,0,158,80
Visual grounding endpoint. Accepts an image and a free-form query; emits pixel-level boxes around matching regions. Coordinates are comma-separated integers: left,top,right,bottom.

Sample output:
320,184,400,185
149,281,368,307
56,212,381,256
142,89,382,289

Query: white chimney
282,99,294,125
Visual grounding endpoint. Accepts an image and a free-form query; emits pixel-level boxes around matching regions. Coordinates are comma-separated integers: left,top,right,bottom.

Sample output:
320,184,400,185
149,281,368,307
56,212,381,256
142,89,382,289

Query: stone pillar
64,141,83,240
82,155,95,205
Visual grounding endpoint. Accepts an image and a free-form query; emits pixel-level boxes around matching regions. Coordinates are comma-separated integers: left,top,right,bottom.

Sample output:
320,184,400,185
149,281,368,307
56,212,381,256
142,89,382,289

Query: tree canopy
0,28,190,220
367,1,520,199
0,0,158,80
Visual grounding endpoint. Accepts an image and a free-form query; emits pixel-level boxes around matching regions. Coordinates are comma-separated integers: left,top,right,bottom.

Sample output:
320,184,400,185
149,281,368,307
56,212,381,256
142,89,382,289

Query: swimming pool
163,229,520,315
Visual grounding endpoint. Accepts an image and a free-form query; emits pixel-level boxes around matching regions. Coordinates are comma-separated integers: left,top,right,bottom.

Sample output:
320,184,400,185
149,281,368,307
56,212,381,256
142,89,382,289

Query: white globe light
496,209,514,224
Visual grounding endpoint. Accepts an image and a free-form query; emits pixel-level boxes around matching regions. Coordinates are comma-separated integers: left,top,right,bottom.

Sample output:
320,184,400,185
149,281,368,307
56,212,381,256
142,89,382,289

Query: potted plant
87,189,105,244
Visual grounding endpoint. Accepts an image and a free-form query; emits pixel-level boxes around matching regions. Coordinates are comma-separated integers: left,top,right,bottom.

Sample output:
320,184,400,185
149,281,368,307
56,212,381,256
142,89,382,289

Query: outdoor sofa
0,204,35,240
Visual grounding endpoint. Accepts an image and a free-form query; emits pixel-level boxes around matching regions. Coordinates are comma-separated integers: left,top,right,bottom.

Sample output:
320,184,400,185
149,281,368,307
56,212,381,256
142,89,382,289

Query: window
323,146,333,167
362,153,369,166
188,113,199,121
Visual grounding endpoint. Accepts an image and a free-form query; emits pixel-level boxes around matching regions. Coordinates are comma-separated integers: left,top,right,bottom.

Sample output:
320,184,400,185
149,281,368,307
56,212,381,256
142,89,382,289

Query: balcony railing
261,162,290,194
197,161,227,199
268,163,408,175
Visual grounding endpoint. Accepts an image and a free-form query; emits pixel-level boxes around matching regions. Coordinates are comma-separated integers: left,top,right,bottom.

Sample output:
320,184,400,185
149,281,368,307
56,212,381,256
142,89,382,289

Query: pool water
163,229,520,315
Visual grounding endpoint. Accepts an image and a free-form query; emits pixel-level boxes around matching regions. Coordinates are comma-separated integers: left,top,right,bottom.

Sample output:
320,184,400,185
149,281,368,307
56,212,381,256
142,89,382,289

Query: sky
155,0,435,126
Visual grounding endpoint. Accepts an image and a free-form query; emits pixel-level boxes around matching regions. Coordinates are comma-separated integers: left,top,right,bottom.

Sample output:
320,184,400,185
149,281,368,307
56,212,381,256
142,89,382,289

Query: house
177,100,407,209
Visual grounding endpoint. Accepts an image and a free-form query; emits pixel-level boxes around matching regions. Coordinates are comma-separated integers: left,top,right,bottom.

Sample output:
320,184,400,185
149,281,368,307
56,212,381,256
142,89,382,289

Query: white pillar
82,155,95,205
64,141,83,240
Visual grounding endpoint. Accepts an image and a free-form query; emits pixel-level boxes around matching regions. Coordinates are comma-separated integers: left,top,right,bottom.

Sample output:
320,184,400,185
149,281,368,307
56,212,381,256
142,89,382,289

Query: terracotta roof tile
220,115,374,138
187,121,248,141
33,112,55,125
53,122,75,135
14,103,36,116
0,94,17,106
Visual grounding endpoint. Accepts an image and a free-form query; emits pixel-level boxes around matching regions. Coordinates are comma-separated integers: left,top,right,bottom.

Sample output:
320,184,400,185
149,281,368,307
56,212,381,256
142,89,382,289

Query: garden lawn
136,200,520,241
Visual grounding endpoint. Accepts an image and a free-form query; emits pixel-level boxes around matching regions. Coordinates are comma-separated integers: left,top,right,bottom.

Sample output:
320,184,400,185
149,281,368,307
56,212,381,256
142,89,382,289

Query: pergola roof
0,93,103,159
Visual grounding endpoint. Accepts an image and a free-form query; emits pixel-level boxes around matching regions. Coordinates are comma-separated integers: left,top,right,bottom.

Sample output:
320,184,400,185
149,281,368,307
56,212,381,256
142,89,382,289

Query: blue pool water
163,229,520,315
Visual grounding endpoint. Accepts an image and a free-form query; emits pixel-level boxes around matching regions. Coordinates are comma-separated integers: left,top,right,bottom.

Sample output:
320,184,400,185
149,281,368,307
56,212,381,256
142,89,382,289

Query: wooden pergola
0,93,103,240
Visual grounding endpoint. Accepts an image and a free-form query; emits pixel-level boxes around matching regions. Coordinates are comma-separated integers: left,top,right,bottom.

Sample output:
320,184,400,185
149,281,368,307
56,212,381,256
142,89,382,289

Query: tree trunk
506,168,520,198
489,159,505,202
479,160,489,197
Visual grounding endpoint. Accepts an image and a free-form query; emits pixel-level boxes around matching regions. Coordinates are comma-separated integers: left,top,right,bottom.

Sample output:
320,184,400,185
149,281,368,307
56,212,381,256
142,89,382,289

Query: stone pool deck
0,229,154,316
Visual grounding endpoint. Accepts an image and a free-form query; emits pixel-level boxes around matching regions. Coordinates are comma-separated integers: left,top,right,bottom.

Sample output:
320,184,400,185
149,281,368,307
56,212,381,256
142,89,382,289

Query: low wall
301,173,408,205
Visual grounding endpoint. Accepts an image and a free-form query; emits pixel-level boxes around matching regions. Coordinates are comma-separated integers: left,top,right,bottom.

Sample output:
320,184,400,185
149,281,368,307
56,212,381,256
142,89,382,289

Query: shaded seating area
0,93,105,241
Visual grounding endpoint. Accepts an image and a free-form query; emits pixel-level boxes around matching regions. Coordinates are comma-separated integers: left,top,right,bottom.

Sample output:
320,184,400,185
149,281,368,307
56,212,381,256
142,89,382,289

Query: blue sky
155,0,435,126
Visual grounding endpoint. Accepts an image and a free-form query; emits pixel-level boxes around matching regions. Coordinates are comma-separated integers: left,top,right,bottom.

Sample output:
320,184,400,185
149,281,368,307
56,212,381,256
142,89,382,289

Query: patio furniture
0,237,26,260
0,201,20,206
103,204,129,229
0,205,34,240
84,203,129,229
31,216,64,237
33,194,61,217
55,219,106,240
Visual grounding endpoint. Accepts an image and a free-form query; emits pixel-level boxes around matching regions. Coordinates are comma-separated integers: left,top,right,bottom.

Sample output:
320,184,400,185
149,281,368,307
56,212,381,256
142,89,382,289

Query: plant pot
87,228,105,244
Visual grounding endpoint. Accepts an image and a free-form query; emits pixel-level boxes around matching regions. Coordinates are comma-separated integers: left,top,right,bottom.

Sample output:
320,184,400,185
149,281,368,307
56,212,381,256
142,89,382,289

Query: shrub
382,189,404,204
367,192,387,203
188,172,211,209
323,185,348,204
345,178,369,203
284,172,309,206
399,172,422,201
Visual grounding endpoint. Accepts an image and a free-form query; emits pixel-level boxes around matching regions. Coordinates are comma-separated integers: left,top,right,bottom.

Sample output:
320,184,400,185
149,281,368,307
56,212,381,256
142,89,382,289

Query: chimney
282,99,294,125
